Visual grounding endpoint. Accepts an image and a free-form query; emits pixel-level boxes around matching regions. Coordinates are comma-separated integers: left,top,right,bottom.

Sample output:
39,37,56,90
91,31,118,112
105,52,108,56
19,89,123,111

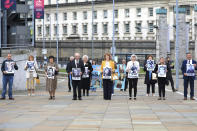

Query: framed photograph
158,65,167,77
5,61,15,74
82,67,89,78
103,67,112,79
47,66,56,79
186,64,195,76
72,68,81,80
128,65,138,78
147,60,155,71
27,61,35,71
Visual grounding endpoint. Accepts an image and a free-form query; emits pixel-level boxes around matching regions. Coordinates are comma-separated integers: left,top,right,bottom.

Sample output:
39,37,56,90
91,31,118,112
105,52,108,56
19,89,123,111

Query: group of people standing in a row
0,52,196,101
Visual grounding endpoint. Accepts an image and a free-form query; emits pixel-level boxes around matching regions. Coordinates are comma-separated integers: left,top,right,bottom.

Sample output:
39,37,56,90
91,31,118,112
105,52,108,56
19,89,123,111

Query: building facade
35,0,197,61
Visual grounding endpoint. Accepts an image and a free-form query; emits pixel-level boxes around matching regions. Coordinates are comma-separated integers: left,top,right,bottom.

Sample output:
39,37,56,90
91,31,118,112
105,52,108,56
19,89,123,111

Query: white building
35,0,197,42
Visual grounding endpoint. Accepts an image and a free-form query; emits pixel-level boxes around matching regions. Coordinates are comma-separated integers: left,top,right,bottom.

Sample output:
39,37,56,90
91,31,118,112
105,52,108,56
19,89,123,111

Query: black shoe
190,97,195,100
134,97,137,100
0,98,6,100
120,89,123,91
49,96,52,100
158,97,162,100
78,97,82,100
83,94,85,96
163,97,166,100
52,96,55,100
9,98,14,100
72,98,77,100
68,90,71,92
129,97,132,100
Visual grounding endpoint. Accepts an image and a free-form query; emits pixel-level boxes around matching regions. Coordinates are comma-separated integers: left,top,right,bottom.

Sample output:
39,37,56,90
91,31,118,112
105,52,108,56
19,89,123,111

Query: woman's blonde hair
28,55,34,61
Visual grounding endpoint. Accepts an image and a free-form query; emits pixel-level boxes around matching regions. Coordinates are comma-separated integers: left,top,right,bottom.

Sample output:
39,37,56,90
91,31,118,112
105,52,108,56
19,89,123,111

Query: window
93,24,97,34
83,25,88,34
93,11,97,19
38,27,41,35
46,26,50,35
103,10,108,19
137,8,141,17
63,25,67,34
73,12,77,20
46,13,50,21
63,13,67,20
115,10,118,18
124,23,130,33
83,11,87,20
55,13,58,21
72,25,77,34
115,24,119,33
148,23,154,33
125,9,130,17
136,23,142,33
54,26,57,35
103,24,108,34
149,8,153,17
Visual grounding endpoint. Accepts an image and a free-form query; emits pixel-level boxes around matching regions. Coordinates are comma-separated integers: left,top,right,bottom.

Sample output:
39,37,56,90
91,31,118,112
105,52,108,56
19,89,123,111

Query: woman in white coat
24,55,38,96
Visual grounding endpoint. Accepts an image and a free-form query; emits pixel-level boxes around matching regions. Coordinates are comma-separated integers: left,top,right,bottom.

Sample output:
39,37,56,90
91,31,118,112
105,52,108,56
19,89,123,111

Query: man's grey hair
131,54,137,60
74,53,80,57
70,56,74,60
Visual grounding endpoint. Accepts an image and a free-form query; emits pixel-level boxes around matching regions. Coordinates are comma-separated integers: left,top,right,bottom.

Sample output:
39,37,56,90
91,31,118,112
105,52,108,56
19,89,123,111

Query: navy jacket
181,59,197,79
1,59,18,76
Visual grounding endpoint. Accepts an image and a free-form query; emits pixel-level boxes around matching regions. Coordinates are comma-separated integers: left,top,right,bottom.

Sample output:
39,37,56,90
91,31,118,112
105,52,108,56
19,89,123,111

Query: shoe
152,93,155,97
158,97,162,100
78,97,82,100
68,90,71,92
28,93,31,96
83,94,85,96
184,97,187,100
32,93,35,96
146,94,149,96
0,98,6,100
129,97,132,100
87,93,89,96
120,89,123,91
72,98,77,100
49,96,53,100
163,98,166,100
134,97,137,100
190,97,195,100
9,98,14,100
52,96,55,100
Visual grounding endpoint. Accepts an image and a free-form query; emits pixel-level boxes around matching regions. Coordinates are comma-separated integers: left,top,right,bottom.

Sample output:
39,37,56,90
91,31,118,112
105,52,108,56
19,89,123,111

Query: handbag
152,73,157,80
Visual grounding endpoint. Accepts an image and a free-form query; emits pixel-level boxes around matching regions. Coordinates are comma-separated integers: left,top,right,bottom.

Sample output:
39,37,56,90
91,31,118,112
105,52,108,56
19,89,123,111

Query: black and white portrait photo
186,64,195,76
82,67,89,78
158,65,167,77
47,66,56,79
147,60,155,71
27,61,35,71
103,67,112,79
5,61,15,74
128,65,138,78
72,68,81,80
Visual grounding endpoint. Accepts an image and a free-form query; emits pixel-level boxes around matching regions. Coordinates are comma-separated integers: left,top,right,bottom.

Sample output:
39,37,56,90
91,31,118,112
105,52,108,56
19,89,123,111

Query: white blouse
126,61,140,72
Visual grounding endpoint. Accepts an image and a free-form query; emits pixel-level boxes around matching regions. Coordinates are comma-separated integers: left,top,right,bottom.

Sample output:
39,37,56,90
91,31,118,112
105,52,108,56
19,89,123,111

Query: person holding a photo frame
66,56,74,92
101,53,115,100
1,54,18,100
24,55,38,96
181,53,197,100
126,55,140,100
68,53,85,100
81,55,93,96
154,57,169,100
144,55,157,97
45,56,59,100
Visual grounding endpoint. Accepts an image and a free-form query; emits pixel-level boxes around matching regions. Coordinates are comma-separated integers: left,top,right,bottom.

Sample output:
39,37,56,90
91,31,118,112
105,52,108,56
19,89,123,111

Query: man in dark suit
66,56,74,92
68,53,84,100
181,53,197,100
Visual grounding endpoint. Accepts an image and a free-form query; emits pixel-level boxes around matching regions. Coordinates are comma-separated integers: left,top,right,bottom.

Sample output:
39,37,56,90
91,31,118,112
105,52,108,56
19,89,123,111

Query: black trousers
81,78,90,96
147,84,155,94
128,78,138,97
124,78,128,91
184,76,194,98
68,75,72,91
158,78,166,98
72,80,82,99
168,76,175,91
103,79,113,100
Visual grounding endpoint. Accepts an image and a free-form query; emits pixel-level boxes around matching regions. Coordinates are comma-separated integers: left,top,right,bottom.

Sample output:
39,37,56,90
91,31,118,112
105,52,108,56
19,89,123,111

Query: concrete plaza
0,77,197,131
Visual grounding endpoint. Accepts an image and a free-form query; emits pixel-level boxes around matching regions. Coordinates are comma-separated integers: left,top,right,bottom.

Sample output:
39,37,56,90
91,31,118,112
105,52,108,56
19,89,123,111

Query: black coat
68,59,85,74
166,61,174,79
154,63,170,81
66,61,72,73
144,61,157,84
83,61,93,79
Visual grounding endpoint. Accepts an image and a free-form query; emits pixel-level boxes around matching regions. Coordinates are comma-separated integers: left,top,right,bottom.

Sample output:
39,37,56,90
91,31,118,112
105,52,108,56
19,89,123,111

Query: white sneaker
152,94,155,97
146,94,149,96
28,93,31,96
112,94,115,96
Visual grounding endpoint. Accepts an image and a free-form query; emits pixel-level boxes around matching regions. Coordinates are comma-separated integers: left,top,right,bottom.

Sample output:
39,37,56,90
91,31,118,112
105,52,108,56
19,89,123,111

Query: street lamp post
112,0,115,59
0,0,2,56
56,0,59,64
32,0,35,47
91,0,94,60
175,0,180,90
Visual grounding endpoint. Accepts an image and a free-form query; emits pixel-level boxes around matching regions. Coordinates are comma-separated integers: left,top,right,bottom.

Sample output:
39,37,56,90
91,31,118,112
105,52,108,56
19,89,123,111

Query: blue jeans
184,76,194,98
2,75,14,98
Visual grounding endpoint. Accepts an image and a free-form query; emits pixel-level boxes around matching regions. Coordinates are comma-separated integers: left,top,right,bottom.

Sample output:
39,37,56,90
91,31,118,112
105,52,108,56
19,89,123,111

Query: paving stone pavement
0,77,197,131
